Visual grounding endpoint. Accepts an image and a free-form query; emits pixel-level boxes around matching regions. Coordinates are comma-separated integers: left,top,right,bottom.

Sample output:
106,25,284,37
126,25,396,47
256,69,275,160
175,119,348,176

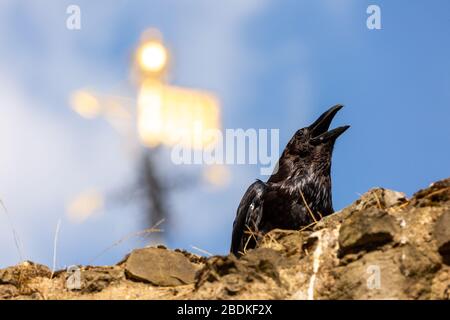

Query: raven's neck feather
270,155,334,216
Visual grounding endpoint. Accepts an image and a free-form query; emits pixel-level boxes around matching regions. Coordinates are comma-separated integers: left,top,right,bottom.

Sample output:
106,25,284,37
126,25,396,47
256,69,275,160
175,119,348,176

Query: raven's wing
230,180,266,256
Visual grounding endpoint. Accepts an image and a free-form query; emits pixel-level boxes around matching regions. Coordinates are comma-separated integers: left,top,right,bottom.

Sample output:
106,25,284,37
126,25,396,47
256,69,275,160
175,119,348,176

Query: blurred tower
69,28,227,247
133,30,171,233
133,29,225,234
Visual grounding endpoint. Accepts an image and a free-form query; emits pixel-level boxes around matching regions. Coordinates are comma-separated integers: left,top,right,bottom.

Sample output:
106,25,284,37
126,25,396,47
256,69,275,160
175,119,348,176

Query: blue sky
0,0,449,268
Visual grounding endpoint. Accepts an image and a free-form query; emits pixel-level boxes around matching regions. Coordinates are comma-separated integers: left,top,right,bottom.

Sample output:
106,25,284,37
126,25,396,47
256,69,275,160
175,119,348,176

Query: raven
230,104,349,256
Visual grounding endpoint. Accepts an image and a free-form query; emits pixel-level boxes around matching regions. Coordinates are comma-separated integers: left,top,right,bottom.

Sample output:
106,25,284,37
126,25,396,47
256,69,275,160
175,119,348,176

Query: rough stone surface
434,211,450,264
125,247,200,286
0,177,449,300
77,267,124,293
0,261,51,298
338,208,399,257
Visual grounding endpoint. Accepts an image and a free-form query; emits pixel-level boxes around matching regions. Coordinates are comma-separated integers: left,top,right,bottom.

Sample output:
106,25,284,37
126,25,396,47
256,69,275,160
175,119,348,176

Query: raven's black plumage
230,104,349,256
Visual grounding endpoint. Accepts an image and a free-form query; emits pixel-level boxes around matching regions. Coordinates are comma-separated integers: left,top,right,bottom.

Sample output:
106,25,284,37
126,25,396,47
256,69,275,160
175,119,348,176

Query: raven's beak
311,125,350,145
309,104,343,137
309,104,349,144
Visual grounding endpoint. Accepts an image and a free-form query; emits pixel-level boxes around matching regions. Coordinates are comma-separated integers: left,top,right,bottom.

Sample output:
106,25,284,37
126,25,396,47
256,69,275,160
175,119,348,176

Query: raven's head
267,104,349,215
269,104,349,183
275,104,349,178
291,104,350,147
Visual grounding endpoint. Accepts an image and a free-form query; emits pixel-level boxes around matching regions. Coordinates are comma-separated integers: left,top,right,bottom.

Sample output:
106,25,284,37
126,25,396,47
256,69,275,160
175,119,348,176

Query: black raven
230,104,349,256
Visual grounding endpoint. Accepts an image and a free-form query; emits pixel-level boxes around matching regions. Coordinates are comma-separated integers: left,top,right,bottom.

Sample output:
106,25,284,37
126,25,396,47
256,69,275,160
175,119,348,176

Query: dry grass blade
88,219,165,265
243,236,252,255
242,225,260,254
260,231,284,250
0,199,24,262
51,218,62,278
424,187,450,199
299,190,317,223
299,221,318,232
388,199,410,213
373,192,383,209
395,201,410,210
190,245,213,257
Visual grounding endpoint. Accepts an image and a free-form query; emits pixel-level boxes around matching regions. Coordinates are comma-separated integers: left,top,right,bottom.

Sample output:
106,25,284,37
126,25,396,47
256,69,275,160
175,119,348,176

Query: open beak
309,104,350,144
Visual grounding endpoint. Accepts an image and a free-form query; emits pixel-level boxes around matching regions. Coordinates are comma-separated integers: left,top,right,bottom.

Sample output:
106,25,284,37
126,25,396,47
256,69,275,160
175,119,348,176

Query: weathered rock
434,211,450,264
195,247,290,299
338,208,399,257
430,266,450,299
410,178,450,207
259,229,303,256
196,249,281,287
1,177,449,300
0,284,18,299
0,261,51,297
330,249,408,299
195,247,292,290
77,267,124,293
315,188,406,230
0,261,51,287
125,247,199,286
174,249,208,264
382,189,408,208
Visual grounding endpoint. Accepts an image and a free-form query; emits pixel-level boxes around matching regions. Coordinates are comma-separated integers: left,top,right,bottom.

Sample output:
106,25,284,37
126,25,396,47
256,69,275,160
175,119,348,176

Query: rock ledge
1,178,449,300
